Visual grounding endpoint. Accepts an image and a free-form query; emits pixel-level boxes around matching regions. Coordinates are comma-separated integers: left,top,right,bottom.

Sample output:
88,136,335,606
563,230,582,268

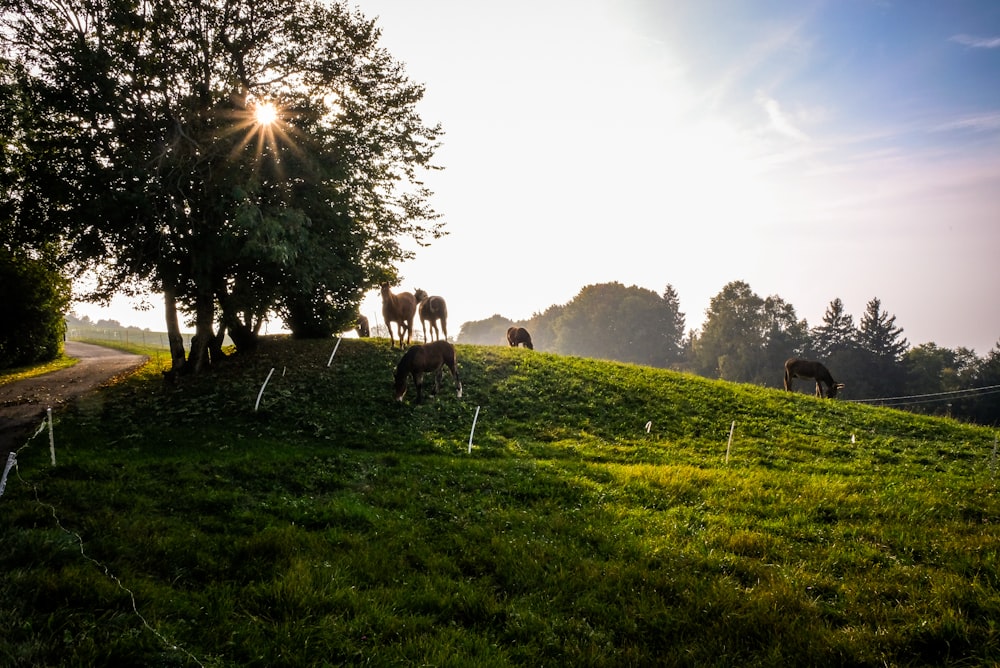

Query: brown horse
393,340,463,402
414,288,448,342
380,283,416,348
507,326,533,350
784,358,845,398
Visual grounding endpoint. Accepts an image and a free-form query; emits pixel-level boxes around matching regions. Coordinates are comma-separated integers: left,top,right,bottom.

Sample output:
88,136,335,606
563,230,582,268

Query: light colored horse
784,358,845,398
380,283,416,349
414,288,448,342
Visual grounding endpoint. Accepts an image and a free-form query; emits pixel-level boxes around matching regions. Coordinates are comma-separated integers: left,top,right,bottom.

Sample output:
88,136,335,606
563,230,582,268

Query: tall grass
1,337,997,666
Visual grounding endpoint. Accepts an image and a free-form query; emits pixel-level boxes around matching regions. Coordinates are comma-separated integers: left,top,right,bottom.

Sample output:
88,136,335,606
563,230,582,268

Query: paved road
0,342,147,454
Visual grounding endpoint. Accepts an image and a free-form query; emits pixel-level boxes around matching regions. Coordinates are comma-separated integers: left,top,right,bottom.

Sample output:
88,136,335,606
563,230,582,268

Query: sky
75,0,1000,354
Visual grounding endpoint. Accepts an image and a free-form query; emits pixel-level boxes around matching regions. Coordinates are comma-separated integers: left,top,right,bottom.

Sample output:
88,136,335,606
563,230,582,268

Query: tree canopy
1,0,443,372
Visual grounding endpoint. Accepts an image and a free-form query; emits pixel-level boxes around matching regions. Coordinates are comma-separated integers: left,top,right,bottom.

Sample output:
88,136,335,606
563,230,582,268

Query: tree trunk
164,286,187,372
216,290,259,354
209,318,227,362
187,290,215,374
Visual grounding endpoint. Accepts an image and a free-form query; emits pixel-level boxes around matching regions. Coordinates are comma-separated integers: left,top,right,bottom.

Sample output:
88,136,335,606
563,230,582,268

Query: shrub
0,249,71,369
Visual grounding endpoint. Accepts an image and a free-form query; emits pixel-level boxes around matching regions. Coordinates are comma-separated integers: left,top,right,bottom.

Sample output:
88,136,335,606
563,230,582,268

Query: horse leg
814,381,823,397
441,318,447,341
449,359,462,398
414,371,425,402
432,367,443,396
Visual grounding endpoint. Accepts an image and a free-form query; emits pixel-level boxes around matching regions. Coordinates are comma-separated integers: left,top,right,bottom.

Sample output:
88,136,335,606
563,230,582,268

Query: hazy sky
77,0,1000,354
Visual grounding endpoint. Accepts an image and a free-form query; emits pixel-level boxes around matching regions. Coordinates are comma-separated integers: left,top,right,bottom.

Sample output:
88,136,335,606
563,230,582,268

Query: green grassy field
2,337,998,667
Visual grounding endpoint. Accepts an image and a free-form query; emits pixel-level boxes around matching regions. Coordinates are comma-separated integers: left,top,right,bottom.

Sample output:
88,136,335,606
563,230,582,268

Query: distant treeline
456,281,1000,426
65,313,197,349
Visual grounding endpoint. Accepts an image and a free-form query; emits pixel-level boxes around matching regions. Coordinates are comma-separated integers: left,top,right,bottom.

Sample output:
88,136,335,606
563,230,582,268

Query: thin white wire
9,419,204,667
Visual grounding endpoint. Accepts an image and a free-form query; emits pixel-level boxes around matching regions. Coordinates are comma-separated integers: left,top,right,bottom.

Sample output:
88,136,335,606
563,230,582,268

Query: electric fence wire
846,383,1000,408
6,418,205,668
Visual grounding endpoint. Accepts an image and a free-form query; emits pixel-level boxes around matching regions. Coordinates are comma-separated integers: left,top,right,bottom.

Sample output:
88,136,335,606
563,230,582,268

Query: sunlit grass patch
0,352,78,384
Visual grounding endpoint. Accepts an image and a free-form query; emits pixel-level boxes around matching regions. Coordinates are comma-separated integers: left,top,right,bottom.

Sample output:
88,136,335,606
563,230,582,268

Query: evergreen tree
810,298,857,358
807,299,866,397
661,284,687,369
857,297,909,397
858,298,908,361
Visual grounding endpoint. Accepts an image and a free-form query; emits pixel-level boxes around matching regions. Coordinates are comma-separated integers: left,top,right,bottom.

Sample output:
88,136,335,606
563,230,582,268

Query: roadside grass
0,335,170,386
1,337,998,666
0,349,78,385
72,337,176,376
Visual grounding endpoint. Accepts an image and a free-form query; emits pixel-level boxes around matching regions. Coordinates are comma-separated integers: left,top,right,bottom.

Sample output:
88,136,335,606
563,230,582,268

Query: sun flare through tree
255,100,278,126
1,0,444,374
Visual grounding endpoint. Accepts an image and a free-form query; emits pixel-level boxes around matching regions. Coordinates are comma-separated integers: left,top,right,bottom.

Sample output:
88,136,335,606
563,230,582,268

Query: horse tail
433,297,447,339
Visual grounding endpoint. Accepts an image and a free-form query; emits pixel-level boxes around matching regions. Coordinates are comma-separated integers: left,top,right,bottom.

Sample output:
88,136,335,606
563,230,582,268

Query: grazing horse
380,283,417,348
356,314,370,338
414,288,449,342
393,340,463,403
507,326,533,350
784,358,845,398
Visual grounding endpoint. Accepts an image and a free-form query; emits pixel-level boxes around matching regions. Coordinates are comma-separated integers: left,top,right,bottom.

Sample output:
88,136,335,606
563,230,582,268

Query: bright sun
255,101,278,126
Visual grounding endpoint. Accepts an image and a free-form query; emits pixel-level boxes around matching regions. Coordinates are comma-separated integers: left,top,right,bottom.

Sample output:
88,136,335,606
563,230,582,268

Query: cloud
934,112,1000,133
755,91,810,142
950,34,1000,49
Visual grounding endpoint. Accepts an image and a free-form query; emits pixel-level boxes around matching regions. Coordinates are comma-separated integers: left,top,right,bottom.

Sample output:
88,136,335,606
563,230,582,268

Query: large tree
1,0,442,373
760,295,810,387
457,314,516,347
903,343,980,418
693,284,807,386
552,282,682,367
692,280,766,382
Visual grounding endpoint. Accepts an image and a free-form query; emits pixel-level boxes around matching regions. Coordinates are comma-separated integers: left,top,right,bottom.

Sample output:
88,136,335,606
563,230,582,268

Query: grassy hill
2,337,998,667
